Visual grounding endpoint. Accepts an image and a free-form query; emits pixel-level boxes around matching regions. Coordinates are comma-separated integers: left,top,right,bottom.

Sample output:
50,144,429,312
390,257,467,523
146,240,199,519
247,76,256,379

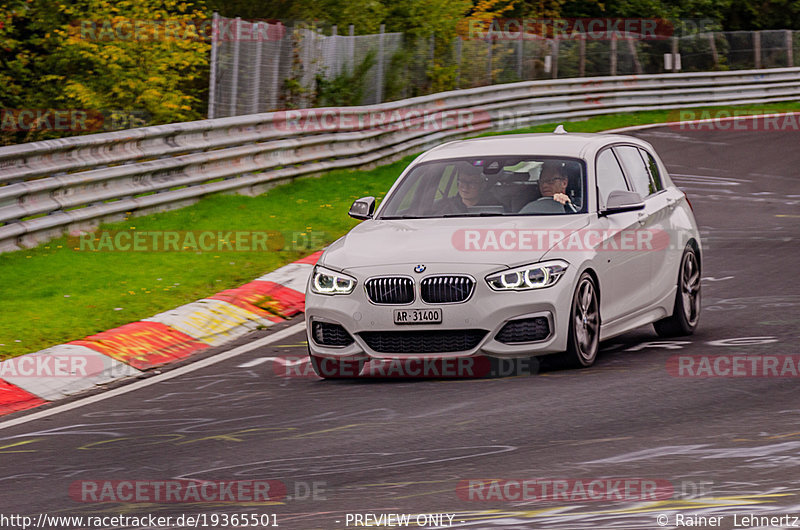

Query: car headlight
486,260,569,291
311,266,356,295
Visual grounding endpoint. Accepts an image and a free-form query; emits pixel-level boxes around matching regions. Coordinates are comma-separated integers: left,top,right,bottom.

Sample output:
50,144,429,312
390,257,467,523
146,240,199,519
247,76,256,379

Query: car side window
615,146,652,198
639,148,664,193
596,148,629,209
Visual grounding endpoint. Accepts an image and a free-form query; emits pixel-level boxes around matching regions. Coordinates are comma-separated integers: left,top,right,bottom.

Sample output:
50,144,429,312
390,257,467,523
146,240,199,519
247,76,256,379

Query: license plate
393,308,442,325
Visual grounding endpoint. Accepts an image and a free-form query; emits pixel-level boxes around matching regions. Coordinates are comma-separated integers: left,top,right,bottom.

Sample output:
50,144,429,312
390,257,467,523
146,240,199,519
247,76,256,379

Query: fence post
374,24,385,104
331,25,338,77
754,30,761,69
671,36,678,72
627,37,642,74
709,32,719,68
486,34,492,84
271,22,283,110
552,35,559,79
207,12,219,119
787,29,794,67
610,34,617,76
230,17,241,117
455,36,462,88
579,37,585,77
349,24,355,69
517,34,523,79
251,21,263,114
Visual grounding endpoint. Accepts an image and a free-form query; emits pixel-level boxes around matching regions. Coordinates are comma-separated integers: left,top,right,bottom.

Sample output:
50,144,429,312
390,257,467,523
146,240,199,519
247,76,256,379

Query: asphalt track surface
1,125,799,530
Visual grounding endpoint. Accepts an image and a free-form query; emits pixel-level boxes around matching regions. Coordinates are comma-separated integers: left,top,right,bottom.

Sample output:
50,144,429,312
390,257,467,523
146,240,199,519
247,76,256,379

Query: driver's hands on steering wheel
552,192,570,205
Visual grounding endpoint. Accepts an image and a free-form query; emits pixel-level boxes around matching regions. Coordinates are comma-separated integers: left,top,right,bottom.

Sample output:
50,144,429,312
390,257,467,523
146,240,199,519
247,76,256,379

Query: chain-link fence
208,14,800,118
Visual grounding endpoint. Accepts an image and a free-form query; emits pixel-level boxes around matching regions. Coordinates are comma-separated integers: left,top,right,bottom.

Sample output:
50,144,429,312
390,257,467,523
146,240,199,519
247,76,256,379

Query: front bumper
305,262,577,361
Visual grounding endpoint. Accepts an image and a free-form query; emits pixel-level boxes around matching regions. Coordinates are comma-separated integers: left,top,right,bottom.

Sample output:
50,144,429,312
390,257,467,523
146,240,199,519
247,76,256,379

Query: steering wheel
535,196,577,213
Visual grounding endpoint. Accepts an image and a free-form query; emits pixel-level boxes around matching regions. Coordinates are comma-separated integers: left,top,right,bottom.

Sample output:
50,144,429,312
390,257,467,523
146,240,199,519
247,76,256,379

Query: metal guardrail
1,67,800,252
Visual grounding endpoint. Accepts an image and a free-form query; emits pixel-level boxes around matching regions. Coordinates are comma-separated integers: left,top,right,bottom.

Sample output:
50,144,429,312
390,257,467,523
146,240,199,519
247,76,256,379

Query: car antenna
554,124,567,134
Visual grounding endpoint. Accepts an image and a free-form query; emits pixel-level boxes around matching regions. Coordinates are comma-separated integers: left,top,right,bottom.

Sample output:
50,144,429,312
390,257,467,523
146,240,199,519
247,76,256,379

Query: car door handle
637,212,647,226
666,197,678,209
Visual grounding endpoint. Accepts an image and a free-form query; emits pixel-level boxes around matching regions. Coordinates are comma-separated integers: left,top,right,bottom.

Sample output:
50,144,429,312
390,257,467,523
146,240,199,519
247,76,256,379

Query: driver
538,160,572,206
519,160,578,213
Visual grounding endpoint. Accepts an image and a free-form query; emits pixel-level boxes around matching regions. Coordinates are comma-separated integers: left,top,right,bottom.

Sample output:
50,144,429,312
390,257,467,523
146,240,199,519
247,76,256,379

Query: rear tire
551,273,600,369
309,352,364,379
654,246,701,337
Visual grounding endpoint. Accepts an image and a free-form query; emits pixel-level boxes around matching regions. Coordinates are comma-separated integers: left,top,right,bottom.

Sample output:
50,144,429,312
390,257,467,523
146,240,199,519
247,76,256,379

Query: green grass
2,101,799,359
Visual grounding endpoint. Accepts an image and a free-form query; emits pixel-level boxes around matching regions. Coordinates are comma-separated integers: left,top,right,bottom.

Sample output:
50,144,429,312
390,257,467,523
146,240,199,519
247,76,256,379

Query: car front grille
495,317,550,343
365,277,414,304
420,276,474,304
311,321,354,347
359,329,487,353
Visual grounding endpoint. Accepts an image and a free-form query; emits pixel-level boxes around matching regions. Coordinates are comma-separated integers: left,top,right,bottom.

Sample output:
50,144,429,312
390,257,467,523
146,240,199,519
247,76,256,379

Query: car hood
321,216,591,271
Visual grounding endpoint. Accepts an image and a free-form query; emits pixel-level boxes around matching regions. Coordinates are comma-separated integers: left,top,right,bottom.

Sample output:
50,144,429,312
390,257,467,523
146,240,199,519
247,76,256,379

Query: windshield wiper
380,215,429,219
442,212,505,217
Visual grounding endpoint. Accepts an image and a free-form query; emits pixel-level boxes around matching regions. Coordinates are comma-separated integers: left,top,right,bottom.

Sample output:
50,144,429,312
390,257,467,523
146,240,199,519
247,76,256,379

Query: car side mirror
601,190,645,215
349,196,375,220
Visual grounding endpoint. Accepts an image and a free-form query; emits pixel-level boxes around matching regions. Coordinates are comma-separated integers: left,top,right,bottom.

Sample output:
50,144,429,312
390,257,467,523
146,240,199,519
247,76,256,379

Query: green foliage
0,0,209,145
315,50,376,107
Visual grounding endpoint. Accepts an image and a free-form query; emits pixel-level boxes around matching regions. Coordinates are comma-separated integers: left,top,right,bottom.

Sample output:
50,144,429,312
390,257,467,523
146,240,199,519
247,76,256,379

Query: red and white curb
0,251,321,416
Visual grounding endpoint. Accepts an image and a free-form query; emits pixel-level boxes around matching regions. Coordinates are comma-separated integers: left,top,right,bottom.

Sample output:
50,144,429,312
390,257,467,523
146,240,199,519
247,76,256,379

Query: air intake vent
312,321,355,347
495,317,550,343
360,329,487,353
365,277,414,304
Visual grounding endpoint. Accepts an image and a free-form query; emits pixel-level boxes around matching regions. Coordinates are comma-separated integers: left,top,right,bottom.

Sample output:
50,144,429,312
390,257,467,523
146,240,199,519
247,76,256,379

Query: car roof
417,132,647,161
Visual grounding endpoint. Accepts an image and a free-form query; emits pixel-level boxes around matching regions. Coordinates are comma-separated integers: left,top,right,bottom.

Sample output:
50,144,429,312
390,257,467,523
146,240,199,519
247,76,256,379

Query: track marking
0,322,305,432
237,356,309,368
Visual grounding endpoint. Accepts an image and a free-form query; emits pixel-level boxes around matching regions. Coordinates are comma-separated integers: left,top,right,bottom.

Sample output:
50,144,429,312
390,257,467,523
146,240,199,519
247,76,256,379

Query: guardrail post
230,17,242,117
207,12,219,119
754,30,761,69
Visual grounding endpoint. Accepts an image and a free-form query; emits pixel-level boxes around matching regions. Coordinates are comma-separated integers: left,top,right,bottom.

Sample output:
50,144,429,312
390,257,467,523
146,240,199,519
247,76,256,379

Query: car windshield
378,156,586,219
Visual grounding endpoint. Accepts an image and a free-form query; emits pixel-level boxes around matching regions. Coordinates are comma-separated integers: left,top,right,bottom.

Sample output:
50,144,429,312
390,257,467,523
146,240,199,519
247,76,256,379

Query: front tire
654,246,701,337
309,352,364,379
552,273,600,368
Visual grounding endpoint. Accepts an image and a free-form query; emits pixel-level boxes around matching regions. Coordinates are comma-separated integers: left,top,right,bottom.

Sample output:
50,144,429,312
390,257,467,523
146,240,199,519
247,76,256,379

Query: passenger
441,162,503,214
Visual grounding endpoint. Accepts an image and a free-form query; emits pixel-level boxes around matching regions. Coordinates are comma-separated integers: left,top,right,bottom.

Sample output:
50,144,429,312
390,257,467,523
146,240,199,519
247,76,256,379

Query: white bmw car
305,129,701,377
